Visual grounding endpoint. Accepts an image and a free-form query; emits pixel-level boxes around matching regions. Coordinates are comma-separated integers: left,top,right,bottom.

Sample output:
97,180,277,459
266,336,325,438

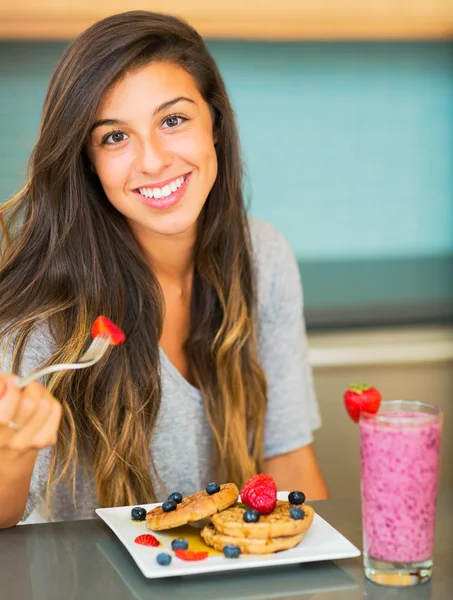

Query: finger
0,376,22,424
19,380,47,404
31,401,62,448
10,396,40,429
10,398,54,451
9,379,48,427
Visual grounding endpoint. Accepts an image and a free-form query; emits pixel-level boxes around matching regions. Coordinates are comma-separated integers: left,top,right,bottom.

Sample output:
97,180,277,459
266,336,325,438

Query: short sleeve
1,323,54,377
0,324,55,522
252,222,321,459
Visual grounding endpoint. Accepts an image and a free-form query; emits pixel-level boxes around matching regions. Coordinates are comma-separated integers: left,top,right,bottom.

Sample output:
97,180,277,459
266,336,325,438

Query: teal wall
1,41,452,261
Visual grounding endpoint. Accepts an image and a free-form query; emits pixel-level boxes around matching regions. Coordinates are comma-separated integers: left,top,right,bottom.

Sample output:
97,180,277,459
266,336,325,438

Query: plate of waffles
95,481,360,579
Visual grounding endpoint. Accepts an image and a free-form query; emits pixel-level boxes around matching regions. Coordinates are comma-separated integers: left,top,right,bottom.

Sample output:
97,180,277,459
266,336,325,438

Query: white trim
308,325,453,367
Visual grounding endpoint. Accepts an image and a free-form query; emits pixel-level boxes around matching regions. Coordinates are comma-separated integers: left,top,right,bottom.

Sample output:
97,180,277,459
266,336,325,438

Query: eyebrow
90,96,196,133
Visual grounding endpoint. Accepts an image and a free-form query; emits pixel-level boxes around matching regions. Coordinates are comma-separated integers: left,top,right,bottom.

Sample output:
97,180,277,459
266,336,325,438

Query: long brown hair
0,11,267,508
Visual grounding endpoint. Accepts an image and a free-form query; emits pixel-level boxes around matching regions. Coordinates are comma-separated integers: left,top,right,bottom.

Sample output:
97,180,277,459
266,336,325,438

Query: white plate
95,492,361,579
97,540,359,599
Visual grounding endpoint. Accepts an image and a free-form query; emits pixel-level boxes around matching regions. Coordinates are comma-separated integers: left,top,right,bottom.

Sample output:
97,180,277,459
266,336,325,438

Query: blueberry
156,552,172,566
243,509,260,523
171,538,189,550
288,491,306,505
162,499,177,513
206,481,221,495
290,507,305,520
130,506,147,521
168,491,183,504
223,544,241,559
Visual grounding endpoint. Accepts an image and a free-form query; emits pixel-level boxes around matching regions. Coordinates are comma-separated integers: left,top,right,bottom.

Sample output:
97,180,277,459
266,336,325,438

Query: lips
134,172,190,195
133,172,191,210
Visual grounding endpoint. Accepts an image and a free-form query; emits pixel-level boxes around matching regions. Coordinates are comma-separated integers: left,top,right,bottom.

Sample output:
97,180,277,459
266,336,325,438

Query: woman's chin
145,214,199,238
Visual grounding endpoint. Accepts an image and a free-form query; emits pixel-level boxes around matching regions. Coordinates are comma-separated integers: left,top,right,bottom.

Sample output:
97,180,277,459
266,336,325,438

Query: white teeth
161,185,172,197
138,174,187,199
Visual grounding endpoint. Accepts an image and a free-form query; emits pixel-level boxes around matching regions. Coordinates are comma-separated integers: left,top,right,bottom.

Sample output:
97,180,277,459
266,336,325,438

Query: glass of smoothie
359,400,442,586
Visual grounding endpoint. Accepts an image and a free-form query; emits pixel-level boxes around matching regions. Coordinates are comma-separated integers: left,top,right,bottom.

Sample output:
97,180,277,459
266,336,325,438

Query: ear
209,105,219,145
83,147,97,174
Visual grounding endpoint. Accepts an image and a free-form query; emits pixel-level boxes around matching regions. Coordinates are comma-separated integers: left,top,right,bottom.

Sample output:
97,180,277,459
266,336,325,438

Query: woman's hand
0,374,62,528
0,374,62,454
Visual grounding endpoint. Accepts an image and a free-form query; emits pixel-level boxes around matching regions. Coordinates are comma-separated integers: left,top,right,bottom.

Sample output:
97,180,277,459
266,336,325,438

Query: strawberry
92,316,126,345
343,383,382,423
240,473,277,515
174,549,208,561
134,534,160,547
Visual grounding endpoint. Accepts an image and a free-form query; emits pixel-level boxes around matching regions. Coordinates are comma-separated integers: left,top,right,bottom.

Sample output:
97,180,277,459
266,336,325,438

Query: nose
134,134,172,174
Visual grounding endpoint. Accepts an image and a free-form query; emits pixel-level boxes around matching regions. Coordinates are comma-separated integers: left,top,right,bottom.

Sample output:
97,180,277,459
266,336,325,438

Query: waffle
146,483,239,531
211,500,314,539
201,523,304,554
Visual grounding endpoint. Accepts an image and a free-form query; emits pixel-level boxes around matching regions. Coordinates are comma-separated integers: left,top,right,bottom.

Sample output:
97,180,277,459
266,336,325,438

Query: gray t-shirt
2,218,321,523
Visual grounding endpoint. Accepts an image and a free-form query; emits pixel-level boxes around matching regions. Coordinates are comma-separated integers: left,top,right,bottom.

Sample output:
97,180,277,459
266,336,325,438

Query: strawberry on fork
92,316,126,345
15,316,125,390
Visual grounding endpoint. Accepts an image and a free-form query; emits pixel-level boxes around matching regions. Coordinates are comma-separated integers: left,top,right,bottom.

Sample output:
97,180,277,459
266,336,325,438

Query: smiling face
87,61,218,243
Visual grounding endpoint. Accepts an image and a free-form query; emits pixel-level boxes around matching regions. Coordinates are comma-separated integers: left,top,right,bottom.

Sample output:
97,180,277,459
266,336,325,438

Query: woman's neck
130,221,196,381
130,220,196,286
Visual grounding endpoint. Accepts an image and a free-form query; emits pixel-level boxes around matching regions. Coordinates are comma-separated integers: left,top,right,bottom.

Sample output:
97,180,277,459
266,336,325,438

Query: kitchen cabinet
1,0,452,40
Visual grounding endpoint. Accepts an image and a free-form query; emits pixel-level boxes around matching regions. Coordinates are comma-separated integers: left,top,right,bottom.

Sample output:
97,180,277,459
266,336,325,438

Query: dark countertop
300,254,453,331
1,490,451,600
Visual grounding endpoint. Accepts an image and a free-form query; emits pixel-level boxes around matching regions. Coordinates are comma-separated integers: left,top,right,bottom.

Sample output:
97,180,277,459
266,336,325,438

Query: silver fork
16,334,111,389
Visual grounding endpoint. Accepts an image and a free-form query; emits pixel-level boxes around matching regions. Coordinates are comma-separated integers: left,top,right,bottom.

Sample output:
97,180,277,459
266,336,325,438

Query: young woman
0,11,327,528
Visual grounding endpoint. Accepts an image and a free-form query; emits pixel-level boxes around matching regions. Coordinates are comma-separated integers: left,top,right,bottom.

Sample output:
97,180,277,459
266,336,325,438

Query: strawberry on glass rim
343,383,382,423
92,316,126,345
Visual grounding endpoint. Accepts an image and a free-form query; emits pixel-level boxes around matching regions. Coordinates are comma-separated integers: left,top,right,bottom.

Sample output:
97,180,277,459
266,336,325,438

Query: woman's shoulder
248,217,292,259
0,321,55,375
248,217,302,318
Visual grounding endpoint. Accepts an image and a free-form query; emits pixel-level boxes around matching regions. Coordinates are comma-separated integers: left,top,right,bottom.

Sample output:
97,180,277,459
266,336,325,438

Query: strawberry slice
92,316,126,345
134,534,160,547
174,549,208,561
344,383,382,423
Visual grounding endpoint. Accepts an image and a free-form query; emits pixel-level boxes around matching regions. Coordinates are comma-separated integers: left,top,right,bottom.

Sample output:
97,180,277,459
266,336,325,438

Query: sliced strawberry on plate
92,316,126,345
344,383,382,423
134,534,160,547
174,549,208,561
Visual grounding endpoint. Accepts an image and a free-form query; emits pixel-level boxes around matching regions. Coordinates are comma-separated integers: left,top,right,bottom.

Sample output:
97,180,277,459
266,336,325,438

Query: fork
16,334,111,389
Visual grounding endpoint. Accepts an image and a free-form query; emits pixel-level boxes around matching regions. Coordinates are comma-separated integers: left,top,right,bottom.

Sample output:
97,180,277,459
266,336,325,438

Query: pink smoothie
360,411,442,563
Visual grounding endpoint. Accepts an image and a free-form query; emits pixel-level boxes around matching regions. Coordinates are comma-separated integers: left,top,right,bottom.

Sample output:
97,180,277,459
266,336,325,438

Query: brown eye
165,116,180,128
111,132,125,142
162,115,187,129
102,131,128,145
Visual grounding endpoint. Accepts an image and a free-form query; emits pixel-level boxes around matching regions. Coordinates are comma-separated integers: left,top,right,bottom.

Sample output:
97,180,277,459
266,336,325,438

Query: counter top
1,490,451,600
300,254,453,331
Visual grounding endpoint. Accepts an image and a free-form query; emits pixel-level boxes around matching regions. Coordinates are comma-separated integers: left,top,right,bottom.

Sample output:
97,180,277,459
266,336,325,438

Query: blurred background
1,0,452,498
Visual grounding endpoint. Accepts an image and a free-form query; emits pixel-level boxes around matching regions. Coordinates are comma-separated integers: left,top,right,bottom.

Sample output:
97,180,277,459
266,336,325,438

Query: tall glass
359,400,442,586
